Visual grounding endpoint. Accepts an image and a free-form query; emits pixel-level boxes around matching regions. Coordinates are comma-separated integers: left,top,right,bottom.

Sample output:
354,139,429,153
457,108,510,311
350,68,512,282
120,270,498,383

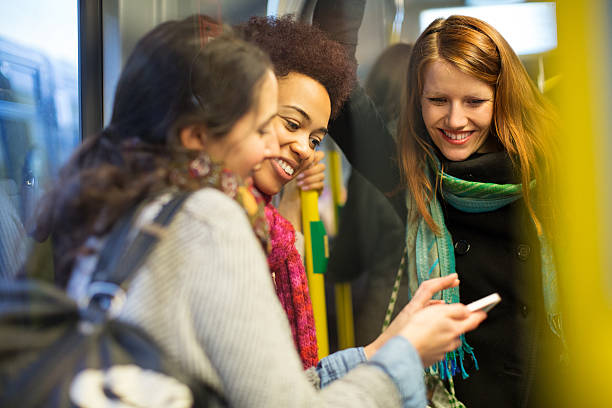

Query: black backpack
0,193,226,407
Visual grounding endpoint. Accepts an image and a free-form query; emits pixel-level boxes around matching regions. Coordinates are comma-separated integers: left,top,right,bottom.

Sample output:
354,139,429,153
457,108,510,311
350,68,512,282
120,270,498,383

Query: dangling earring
188,153,212,178
219,170,238,198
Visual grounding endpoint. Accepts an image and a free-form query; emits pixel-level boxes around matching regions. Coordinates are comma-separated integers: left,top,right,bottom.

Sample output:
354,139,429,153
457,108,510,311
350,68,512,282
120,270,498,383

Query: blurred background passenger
364,43,414,129
326,42,413,346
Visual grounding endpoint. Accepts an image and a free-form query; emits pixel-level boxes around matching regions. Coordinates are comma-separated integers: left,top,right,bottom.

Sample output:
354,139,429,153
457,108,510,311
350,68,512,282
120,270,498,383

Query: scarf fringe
548,313,564,340
548,313,570,364
427,334,478,381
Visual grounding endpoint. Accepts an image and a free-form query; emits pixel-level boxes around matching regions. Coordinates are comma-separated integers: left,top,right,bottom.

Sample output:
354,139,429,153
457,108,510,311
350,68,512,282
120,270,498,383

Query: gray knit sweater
70,188,425,407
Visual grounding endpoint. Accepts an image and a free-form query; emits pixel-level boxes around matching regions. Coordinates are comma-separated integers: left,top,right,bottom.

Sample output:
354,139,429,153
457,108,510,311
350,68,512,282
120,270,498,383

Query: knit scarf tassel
428,335,479,380
405,156,565,383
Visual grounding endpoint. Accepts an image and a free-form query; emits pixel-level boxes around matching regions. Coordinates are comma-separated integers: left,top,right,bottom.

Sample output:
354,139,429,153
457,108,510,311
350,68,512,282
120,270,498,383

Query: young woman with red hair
318,4,564,406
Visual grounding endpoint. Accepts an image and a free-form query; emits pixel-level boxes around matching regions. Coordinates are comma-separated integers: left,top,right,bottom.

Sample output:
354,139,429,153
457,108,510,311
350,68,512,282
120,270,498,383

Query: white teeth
442,130,471,140
275,158,295,176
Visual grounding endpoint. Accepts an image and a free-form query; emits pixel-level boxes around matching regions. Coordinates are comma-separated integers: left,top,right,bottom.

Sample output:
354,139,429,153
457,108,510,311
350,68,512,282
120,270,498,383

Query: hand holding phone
466,293,501,313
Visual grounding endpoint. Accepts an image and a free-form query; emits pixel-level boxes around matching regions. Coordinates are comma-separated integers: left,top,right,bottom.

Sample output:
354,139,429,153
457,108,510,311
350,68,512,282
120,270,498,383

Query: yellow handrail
328,149,355,350
301,189,329,359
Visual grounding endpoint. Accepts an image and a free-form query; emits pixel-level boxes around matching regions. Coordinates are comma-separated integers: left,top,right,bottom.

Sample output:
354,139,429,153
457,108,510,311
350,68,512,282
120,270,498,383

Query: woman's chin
254,179,282,196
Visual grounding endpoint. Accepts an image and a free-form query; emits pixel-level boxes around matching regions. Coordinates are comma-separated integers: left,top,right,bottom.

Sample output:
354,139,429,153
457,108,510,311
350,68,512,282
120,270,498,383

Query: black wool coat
328,86,565,408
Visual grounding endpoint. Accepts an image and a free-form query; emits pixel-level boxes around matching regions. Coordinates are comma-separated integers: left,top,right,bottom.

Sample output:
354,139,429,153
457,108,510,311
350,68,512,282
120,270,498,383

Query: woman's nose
290,135,311,160
447,103,469,129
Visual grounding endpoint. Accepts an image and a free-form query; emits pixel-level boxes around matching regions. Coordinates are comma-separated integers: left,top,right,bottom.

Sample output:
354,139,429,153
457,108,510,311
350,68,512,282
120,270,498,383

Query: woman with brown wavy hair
322,10,564,408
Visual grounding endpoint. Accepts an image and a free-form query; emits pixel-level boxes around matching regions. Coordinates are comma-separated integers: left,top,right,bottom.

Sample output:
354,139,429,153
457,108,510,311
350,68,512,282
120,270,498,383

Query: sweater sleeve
317,347,368,387
0,188,26,280
130,189,424,407
315,343,426,408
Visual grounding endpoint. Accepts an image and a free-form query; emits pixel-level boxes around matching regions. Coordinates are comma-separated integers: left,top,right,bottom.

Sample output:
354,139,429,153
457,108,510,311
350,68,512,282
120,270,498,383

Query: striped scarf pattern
404,158,562,381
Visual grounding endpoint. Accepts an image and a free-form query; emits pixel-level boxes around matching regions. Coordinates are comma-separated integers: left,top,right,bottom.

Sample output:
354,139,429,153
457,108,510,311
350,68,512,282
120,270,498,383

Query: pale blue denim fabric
317,336,426,408
317,346,367,387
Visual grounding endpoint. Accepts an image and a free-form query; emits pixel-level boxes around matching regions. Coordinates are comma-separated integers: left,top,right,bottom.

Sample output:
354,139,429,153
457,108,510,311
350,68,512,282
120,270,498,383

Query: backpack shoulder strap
88,192,191,311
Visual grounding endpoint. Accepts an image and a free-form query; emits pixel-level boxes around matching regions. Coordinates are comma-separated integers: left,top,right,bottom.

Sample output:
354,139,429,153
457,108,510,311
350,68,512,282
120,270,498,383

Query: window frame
78,0,103,141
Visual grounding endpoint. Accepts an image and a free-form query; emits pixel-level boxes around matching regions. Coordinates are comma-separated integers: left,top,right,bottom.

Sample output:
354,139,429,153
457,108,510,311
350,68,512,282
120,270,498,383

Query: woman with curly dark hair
238,15,356,372
238,16,486,407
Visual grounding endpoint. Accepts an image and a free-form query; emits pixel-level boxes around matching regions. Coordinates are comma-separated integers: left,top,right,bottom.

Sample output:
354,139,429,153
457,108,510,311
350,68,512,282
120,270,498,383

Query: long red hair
397,15,558,235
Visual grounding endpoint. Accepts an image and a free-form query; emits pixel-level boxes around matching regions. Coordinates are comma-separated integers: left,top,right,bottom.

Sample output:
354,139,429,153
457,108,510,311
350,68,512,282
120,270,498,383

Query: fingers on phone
463,311,487,332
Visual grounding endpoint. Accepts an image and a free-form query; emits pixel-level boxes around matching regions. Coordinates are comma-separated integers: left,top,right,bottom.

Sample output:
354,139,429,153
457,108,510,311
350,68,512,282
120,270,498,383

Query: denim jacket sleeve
316,346,367,387
317,336,426,408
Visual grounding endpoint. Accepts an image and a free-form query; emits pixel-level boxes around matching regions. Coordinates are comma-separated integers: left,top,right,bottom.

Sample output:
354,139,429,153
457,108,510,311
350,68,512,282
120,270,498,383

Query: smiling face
206,70,279,179
421,59,497,162
253,72,331,195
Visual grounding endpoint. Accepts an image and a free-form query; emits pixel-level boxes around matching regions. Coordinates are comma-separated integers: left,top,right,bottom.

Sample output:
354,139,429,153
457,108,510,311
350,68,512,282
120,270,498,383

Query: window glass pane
0,0,79,277
103,0,267,123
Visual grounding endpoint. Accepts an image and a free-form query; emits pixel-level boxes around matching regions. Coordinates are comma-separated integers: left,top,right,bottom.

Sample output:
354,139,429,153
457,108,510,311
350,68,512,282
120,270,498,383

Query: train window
102,0,268,123
0,61,38,105
0,0,79,278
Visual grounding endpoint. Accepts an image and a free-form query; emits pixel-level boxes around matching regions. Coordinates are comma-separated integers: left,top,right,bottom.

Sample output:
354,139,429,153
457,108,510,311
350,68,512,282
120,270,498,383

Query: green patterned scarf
403,156,563,382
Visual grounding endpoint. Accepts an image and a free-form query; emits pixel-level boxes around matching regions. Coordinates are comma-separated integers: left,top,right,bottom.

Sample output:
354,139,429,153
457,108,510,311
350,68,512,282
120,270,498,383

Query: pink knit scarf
264,202,319,369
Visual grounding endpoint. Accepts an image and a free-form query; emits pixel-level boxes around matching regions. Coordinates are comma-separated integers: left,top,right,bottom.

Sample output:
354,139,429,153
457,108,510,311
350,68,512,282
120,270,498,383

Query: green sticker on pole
309,220,329,274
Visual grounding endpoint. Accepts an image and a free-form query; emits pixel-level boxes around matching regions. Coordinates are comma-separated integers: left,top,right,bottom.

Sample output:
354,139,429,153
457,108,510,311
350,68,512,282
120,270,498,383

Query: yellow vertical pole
555,1,612,406
328,149,355,350
328,150,344,234
301,190,329,359
334,284,355,349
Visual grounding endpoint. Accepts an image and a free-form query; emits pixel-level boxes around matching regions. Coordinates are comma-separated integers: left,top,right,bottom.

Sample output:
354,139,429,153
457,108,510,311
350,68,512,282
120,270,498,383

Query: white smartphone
466,293,501,313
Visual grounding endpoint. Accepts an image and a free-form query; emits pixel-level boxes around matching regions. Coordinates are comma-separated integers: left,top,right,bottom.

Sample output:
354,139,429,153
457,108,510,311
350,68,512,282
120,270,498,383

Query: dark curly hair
238,15,356,119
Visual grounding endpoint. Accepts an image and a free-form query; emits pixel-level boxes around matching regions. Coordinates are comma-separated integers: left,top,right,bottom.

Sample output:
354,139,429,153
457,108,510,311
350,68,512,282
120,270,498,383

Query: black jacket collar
440,151,521,185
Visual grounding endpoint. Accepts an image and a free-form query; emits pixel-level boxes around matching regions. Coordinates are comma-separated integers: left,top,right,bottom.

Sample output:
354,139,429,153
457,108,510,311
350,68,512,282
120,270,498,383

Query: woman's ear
179,125,208,150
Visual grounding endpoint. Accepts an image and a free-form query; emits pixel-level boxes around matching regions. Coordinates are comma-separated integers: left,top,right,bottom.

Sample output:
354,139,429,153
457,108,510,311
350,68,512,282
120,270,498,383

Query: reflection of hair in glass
189,15,222,132
196,14,222,47
238,16,355,119
364,43,413,125
397,15,558,234
33,15,272,286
